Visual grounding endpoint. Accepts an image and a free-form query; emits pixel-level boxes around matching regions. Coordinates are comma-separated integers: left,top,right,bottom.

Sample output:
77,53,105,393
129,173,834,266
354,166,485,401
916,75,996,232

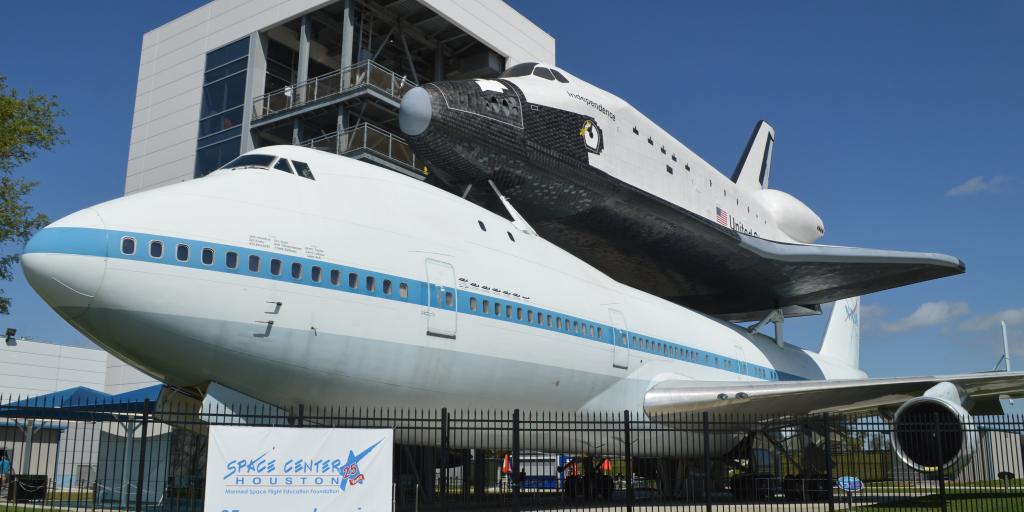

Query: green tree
0,74,66,313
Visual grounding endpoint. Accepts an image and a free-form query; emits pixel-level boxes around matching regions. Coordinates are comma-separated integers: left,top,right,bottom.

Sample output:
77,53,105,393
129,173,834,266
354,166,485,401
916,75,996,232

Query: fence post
134,399,151,512
623,410,634,512
934,413,947,512
440,408,449,512
512,409,521,512
824,412,835,512
702,412,711,512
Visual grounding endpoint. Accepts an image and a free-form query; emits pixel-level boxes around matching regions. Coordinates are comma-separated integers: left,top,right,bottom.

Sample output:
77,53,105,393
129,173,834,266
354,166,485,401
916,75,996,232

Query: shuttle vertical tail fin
731,120,775,190
818,296,861,369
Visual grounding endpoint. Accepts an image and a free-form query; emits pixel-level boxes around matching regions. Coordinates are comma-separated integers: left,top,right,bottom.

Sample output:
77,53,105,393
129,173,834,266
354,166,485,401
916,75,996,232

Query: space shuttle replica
399,62,964,321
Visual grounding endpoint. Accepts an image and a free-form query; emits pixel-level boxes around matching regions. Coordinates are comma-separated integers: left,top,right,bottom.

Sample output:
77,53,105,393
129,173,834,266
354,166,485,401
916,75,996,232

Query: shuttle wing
644,372,1024,418
714,234,966,320
527,178,963,322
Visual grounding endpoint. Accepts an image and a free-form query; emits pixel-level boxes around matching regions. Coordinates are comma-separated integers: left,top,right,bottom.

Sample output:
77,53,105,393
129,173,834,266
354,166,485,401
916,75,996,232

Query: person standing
0,453,10,496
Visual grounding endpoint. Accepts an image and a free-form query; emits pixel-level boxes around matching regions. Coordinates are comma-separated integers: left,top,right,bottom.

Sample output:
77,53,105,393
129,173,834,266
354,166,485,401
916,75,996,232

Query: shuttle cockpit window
549,69,570,83
532,66,556,80
219,154,275,170
500,62,537,78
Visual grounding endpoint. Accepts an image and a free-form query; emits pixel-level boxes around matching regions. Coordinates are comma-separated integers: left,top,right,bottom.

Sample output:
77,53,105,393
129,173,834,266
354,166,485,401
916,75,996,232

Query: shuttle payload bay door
425,259,457,339
609,308,629,369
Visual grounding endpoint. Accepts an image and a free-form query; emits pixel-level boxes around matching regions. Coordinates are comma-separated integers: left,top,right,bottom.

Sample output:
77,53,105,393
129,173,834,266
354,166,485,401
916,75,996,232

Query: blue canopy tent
0,385,164,479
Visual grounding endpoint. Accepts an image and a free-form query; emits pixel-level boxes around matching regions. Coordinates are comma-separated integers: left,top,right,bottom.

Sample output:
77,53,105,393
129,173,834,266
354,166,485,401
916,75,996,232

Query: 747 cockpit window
273,158,294,174
219,154,275,170
219,154,316,181
292,160,315,180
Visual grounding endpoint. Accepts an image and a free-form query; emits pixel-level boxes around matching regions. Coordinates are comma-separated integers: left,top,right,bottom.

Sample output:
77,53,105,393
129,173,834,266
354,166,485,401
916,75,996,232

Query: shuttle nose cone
399,86,432,136
22,208,108,319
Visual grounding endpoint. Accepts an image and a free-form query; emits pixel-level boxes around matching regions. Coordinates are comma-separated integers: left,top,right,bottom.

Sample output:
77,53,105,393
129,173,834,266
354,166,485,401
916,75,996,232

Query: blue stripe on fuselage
25,226,807,382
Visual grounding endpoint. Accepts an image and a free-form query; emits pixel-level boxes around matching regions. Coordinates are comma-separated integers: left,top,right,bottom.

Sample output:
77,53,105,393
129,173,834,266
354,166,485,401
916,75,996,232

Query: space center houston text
205,426,393,512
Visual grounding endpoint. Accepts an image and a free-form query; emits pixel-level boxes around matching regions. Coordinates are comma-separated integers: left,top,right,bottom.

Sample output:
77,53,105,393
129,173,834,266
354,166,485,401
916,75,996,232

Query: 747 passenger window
202,248,214,265
121,237,136,255
149,241,163,258
226,251,238,269
248,255,260,272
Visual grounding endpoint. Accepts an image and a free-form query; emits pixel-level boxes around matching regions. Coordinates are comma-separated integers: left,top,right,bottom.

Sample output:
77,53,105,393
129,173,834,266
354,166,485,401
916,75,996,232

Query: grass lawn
0,505,59,512
855,491,1024,511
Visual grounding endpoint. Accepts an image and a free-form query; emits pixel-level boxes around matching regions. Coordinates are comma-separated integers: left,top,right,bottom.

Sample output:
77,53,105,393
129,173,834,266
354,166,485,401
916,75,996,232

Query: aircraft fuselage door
609,308,629,369
425,259,457,339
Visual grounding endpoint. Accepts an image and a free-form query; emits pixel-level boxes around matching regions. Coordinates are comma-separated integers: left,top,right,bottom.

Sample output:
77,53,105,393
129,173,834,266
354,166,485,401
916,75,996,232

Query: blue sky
1,2,1022,387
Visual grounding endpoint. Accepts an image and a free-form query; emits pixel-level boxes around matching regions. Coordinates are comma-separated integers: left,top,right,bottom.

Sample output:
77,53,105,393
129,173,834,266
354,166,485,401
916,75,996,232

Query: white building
126,0,555,192
0,339,158,489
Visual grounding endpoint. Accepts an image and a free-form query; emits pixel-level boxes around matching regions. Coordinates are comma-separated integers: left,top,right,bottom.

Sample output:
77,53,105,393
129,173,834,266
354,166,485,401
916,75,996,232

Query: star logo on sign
338,439,384,492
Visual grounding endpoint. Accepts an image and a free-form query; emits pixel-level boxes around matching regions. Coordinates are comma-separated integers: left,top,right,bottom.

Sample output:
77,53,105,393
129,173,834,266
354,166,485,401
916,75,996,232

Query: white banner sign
205,426,393,512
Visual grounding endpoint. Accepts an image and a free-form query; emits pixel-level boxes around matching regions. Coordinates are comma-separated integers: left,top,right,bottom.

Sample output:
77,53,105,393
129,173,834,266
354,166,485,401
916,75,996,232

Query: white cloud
961,308,1024,331
945,175,1008,197
882,301,970,333
858,303,887,333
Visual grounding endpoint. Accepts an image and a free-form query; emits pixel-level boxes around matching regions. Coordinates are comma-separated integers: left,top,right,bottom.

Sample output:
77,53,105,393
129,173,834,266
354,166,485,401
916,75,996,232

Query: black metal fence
2,392,1024,511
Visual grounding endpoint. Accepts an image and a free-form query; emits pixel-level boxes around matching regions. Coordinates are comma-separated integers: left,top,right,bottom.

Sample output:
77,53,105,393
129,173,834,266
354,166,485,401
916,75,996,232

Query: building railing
253,60,418,120
302,122,420,171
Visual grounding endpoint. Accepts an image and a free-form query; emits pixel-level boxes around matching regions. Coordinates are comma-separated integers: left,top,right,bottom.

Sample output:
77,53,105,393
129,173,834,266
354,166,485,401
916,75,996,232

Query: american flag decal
716,207,729,227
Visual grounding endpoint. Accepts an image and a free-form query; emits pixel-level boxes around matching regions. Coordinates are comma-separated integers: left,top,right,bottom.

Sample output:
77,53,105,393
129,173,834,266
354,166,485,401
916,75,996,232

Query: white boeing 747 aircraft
21,146,1024,469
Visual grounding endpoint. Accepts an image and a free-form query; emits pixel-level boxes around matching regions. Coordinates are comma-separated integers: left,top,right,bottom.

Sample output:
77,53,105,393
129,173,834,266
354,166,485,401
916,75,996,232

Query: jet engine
891,382,979,473
753,189,824,244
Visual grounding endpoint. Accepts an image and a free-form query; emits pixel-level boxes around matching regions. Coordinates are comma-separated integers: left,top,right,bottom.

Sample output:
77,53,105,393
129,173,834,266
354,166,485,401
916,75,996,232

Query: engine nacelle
754,189,824,244
891,383,979,474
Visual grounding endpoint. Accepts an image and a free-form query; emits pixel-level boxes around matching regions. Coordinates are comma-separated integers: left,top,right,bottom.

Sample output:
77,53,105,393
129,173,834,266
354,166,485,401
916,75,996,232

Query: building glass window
195,37,250,178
